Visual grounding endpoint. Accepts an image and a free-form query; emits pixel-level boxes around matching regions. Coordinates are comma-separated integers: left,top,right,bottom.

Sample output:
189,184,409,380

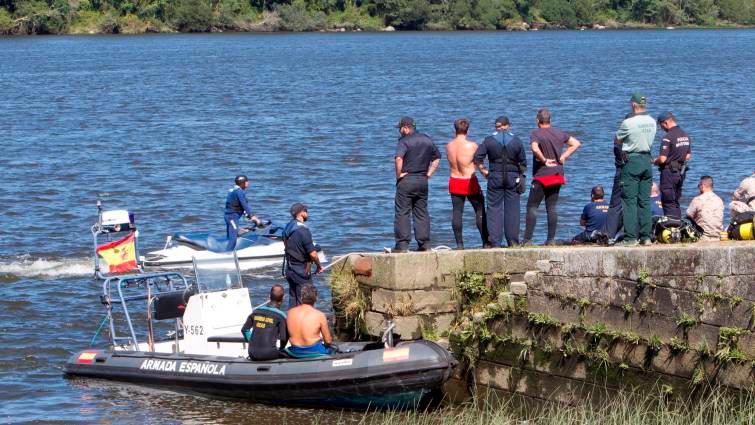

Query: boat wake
0,255,92,280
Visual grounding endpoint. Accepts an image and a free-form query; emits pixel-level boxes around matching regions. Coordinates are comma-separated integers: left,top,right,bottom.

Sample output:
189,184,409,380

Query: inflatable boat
65,254,455,409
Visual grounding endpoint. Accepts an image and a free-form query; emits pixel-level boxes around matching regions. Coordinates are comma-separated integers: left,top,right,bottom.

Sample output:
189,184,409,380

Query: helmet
235,175,248,187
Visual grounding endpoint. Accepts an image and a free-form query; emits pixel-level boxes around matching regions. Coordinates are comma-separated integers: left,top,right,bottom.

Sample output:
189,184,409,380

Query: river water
1,30,754,423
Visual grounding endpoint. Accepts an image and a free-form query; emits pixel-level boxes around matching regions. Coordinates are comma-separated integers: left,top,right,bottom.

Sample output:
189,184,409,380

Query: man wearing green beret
614,93,657,246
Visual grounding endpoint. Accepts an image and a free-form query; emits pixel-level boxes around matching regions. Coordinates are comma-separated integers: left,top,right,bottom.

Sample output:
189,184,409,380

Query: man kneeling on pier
285,284,334,358
241,284,288,361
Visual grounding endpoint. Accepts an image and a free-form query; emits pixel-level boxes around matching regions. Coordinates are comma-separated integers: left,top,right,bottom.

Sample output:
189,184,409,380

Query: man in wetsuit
654,112,692,219
475,116,527,247
615,93,657,246
523,109,582,245
241,284,288,361
286,284,334,358
573,185,609,243
393,116,442,253
446,118,488,249
224,175,261,251
283,203,322,308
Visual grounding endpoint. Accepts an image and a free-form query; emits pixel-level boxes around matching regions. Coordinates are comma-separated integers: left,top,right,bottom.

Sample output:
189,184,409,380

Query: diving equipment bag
653,216,701,243
728,212,755,241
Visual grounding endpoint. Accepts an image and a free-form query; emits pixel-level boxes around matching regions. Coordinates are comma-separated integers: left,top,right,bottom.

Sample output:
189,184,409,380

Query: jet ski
141,222,325,270
64,255,456,409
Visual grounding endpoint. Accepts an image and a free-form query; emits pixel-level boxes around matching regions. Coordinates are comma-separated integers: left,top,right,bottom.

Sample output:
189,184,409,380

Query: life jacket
729,212,755,241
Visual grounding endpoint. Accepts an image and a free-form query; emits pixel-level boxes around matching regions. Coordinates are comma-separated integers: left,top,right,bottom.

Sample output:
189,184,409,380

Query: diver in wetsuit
224,175,261,251
241,284,288,361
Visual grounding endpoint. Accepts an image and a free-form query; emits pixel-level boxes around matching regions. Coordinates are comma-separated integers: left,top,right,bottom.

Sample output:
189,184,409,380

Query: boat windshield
192,254,243,293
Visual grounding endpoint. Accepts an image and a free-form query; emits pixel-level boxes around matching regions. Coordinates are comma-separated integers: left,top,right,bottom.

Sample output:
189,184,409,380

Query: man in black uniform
474,116,527,247
654,112,692,219
283,203,322,308
601,112,634,243
241,284,288,361
393,117,441,253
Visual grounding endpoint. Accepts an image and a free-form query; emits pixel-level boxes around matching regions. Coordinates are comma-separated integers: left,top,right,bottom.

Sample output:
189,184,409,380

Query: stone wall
332,242,755,402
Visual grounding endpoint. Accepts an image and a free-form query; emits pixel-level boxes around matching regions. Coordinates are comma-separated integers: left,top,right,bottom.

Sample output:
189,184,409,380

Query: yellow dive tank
734,222,754,240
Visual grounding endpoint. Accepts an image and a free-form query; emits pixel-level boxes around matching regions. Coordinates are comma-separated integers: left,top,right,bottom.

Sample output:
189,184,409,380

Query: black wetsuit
241,305,288,361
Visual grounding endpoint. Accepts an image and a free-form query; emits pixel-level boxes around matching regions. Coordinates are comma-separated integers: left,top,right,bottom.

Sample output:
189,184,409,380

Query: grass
330,266,368,336
320,388,755,425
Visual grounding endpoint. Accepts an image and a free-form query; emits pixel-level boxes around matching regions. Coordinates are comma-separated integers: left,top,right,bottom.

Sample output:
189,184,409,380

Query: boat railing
101,271,191,351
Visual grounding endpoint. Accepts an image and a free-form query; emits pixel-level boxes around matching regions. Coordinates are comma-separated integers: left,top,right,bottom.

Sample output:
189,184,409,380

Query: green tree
538,0,577,25
172,0,213,30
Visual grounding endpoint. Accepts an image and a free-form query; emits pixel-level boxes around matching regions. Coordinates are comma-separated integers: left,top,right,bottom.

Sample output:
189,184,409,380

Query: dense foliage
0,0,753,34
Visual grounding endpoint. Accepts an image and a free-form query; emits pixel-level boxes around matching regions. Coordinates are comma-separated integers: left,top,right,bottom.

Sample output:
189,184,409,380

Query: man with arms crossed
615,93,656,246
393,116,441,253
446,118,488,250
286,284,334,358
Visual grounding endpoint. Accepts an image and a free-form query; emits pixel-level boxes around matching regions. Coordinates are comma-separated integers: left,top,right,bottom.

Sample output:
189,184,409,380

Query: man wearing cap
615,93,657,246
654,112,692,219
393,117,442,253
283,203,322,307
474,116,527,247
224,175,261,251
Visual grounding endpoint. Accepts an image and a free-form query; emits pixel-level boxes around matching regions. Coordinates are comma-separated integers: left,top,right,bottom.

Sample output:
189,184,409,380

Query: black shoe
390,247,408,253
520,240,534,247
483,243,493,249
544,239,557,246
640,239,653,246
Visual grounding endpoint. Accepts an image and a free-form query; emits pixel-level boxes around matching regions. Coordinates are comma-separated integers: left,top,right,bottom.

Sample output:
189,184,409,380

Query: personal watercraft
141,222,289,270
65,255,456,409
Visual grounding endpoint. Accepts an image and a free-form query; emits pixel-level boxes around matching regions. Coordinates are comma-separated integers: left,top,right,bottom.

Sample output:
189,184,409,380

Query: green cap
630,93,647,106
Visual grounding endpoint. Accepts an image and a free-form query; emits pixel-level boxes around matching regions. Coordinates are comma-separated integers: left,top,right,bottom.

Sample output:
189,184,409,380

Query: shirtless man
446,118,488,249
286,284,333,357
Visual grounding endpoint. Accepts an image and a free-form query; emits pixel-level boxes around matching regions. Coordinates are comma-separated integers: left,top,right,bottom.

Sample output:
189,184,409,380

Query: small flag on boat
96,233,137,274
382,347,410,363
77,351,97,364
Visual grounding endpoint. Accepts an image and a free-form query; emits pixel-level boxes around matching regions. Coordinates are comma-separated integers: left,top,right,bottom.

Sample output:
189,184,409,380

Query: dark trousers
486,172,521,247
524,181,561,243
394,175,430,250
451,192,488,248
660,168,684,219
602,167,624,239
621,153,653,241
285,268,311,308
224,213,241,251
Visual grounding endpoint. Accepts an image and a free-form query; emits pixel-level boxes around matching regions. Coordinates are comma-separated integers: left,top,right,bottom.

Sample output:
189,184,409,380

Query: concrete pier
331,242,755,403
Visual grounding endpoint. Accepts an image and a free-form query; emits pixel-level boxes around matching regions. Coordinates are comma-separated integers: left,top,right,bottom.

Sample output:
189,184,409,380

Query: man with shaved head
241,284,288,361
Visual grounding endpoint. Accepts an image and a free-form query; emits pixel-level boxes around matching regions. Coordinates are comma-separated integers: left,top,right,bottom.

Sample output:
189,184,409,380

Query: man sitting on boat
285,284,334,358
241,284,288,361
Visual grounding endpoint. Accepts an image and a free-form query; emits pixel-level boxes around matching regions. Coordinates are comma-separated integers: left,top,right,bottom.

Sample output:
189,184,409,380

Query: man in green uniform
615,93,656,246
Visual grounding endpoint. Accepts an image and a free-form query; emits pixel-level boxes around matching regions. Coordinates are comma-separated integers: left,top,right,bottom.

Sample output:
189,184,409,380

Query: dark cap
289,202,308,218
495,115,510,126
235,175,248,186
657,111,674,123
630,93,647,106
396,116,415,129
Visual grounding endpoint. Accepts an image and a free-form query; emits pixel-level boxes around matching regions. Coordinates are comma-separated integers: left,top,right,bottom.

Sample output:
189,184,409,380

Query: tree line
0,0,753,35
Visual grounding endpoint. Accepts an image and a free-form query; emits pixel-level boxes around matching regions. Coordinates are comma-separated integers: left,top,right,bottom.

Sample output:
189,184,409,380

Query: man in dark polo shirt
241,284,288,361
654,111,692,219
393,116,441,253
522,108,582,245
573,185,609,243
283,203,322,307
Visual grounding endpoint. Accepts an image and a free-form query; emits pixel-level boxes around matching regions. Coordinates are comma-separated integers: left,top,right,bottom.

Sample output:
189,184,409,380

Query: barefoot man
446,118,488,249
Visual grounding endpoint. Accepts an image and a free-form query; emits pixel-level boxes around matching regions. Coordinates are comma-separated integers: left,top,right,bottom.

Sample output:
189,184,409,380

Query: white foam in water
0,256,93,279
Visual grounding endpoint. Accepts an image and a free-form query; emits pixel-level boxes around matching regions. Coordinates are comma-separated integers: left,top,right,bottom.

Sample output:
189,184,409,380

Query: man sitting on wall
285,284,334,358
573,185,609,244
686,176,724,242
241,284,288,361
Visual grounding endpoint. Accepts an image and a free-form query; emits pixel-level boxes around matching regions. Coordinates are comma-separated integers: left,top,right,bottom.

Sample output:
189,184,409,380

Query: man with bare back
286,284,334,358
446,118,488,249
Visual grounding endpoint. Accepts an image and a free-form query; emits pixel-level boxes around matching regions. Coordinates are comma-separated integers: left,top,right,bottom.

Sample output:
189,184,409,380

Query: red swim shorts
449,175,482,196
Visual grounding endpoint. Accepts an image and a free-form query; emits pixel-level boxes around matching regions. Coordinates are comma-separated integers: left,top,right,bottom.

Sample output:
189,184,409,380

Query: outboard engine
100,209,135,233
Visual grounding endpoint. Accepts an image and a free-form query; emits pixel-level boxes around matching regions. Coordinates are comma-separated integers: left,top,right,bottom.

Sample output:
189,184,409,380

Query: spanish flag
96,233,137,274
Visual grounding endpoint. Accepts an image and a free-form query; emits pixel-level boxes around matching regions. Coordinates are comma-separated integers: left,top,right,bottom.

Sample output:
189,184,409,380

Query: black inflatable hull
64,340,456,409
